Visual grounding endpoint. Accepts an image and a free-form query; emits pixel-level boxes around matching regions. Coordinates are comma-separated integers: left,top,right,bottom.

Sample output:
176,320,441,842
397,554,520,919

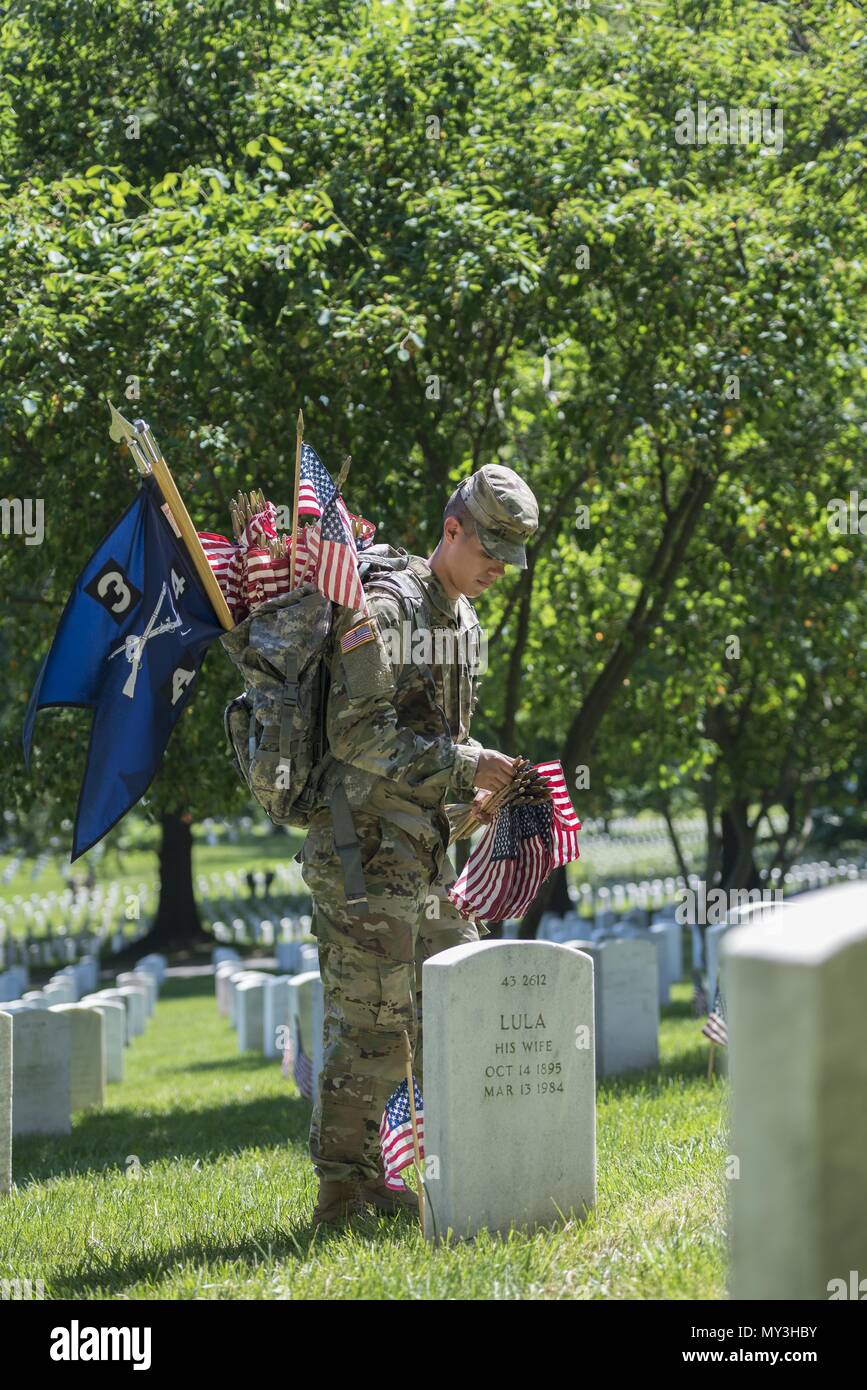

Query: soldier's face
446,520,507,597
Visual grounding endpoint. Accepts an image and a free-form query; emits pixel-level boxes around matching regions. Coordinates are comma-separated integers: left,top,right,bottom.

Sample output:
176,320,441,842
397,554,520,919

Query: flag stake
107,402,234,631
290,409,304,590
402,1029,425,1232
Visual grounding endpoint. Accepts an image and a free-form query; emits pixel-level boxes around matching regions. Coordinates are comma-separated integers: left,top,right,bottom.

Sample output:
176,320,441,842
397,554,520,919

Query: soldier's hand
473,750,518,792
471,789,496,824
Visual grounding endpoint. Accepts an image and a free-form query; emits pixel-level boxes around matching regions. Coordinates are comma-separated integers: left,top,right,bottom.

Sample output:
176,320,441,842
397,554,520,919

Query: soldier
299,464,539,1225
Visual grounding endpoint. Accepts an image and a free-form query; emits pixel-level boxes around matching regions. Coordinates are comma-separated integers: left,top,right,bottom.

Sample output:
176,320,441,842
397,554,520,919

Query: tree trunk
720,801,761,891
142,812,207,951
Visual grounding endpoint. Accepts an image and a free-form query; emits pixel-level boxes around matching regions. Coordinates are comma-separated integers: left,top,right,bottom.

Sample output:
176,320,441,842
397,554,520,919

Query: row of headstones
523,912,685,1006
209,915,313,947
216,928,665,1103
209,890,867,1295
0,953,167,1194
0,879,154,940
554,858,866,918
0,921,151,971
199,860,304,906
211,950,323,1085
341,879,864,1288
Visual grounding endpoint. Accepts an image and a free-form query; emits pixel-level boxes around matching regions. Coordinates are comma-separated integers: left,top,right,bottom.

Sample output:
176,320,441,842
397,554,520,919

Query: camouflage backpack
219,545,428,833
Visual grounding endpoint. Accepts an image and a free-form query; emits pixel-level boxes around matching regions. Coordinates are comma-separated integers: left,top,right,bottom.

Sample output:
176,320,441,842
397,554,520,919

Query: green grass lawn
0,977,728,1300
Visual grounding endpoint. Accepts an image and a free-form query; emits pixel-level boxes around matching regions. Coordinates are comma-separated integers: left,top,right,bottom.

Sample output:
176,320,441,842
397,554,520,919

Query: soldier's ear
443,516,462,545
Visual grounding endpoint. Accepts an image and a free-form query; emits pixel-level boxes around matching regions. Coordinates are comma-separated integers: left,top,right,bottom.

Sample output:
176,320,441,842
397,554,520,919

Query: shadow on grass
47,1207,415,1296
11,1094,316,1187
168,1055,282,1075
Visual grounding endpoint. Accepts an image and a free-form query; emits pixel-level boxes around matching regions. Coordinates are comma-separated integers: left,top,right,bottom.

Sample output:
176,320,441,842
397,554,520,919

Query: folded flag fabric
379,1077,424,1191
23,476,223,860
448,760,581,921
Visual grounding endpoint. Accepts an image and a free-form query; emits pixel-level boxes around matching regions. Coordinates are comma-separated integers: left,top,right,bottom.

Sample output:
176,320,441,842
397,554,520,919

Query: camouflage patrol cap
459,464,539,569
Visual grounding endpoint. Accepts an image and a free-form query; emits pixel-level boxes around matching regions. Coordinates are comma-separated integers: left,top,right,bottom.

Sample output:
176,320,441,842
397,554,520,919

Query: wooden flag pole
290,409,304,591
402,1029,425,1232
707,1040,716,1080
107,402,234,631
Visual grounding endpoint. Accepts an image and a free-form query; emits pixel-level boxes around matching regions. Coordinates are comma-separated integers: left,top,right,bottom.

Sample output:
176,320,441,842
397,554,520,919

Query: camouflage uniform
299,466,539,1183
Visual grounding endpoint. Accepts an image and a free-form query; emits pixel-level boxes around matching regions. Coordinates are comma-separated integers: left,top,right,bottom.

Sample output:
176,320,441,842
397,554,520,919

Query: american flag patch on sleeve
340,618,377,653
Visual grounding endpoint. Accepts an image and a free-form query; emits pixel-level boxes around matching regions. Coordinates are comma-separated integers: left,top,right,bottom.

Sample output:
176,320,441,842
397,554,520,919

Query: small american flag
702,985,728,1047
298,444,369,613
535,760,582,867
379,1078,424,1191
448,760,581,921
282,1033,314,1100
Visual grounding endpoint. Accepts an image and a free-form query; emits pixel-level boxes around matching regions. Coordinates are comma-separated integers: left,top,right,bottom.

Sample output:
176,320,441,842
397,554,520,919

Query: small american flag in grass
379,1078,424,1191
702,985,728,1047
282,1034,314,1100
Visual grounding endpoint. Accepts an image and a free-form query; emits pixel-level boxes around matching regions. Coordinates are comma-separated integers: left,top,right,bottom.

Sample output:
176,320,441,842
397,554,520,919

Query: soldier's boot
358,1175,420,1217
312,1178,366,1227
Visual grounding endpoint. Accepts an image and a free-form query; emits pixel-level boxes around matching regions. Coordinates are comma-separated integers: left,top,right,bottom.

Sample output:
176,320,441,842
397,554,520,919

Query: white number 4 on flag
171,568,186,599
170,667,195,705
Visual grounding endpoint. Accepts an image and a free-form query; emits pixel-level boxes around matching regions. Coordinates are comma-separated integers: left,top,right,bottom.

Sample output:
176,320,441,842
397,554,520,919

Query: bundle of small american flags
281,1032,314,1101
379,1077,424,1192
198,443,375,622
448,760,581,921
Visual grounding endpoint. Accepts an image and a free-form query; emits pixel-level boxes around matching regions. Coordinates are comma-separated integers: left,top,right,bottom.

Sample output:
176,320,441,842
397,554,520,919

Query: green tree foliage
1,1,864,933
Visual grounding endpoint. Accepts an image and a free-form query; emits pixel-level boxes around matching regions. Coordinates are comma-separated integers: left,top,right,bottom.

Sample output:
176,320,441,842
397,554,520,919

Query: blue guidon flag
23,477,223,859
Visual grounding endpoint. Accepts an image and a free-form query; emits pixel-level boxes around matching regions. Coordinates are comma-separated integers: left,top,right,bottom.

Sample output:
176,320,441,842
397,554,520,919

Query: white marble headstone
287,971,324,1098
567,938,659,1077
228,971,271,1026
275,942,304,975
0,1011,11,1193
236,979,267,1053
10,1009,72,1135
48,1005,106,1110
93,989,131,1043
422,941,596,1241
116,972,156,1016
80,996,125,1083
725,882,867,1299
115,985,147,1037
215,962,244,1016
650,920,684,1005
263,977,292,1059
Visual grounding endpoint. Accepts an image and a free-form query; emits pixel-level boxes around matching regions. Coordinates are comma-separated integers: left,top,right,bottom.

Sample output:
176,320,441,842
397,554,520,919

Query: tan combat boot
358,1176,420,1217
312,1178,365,1227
